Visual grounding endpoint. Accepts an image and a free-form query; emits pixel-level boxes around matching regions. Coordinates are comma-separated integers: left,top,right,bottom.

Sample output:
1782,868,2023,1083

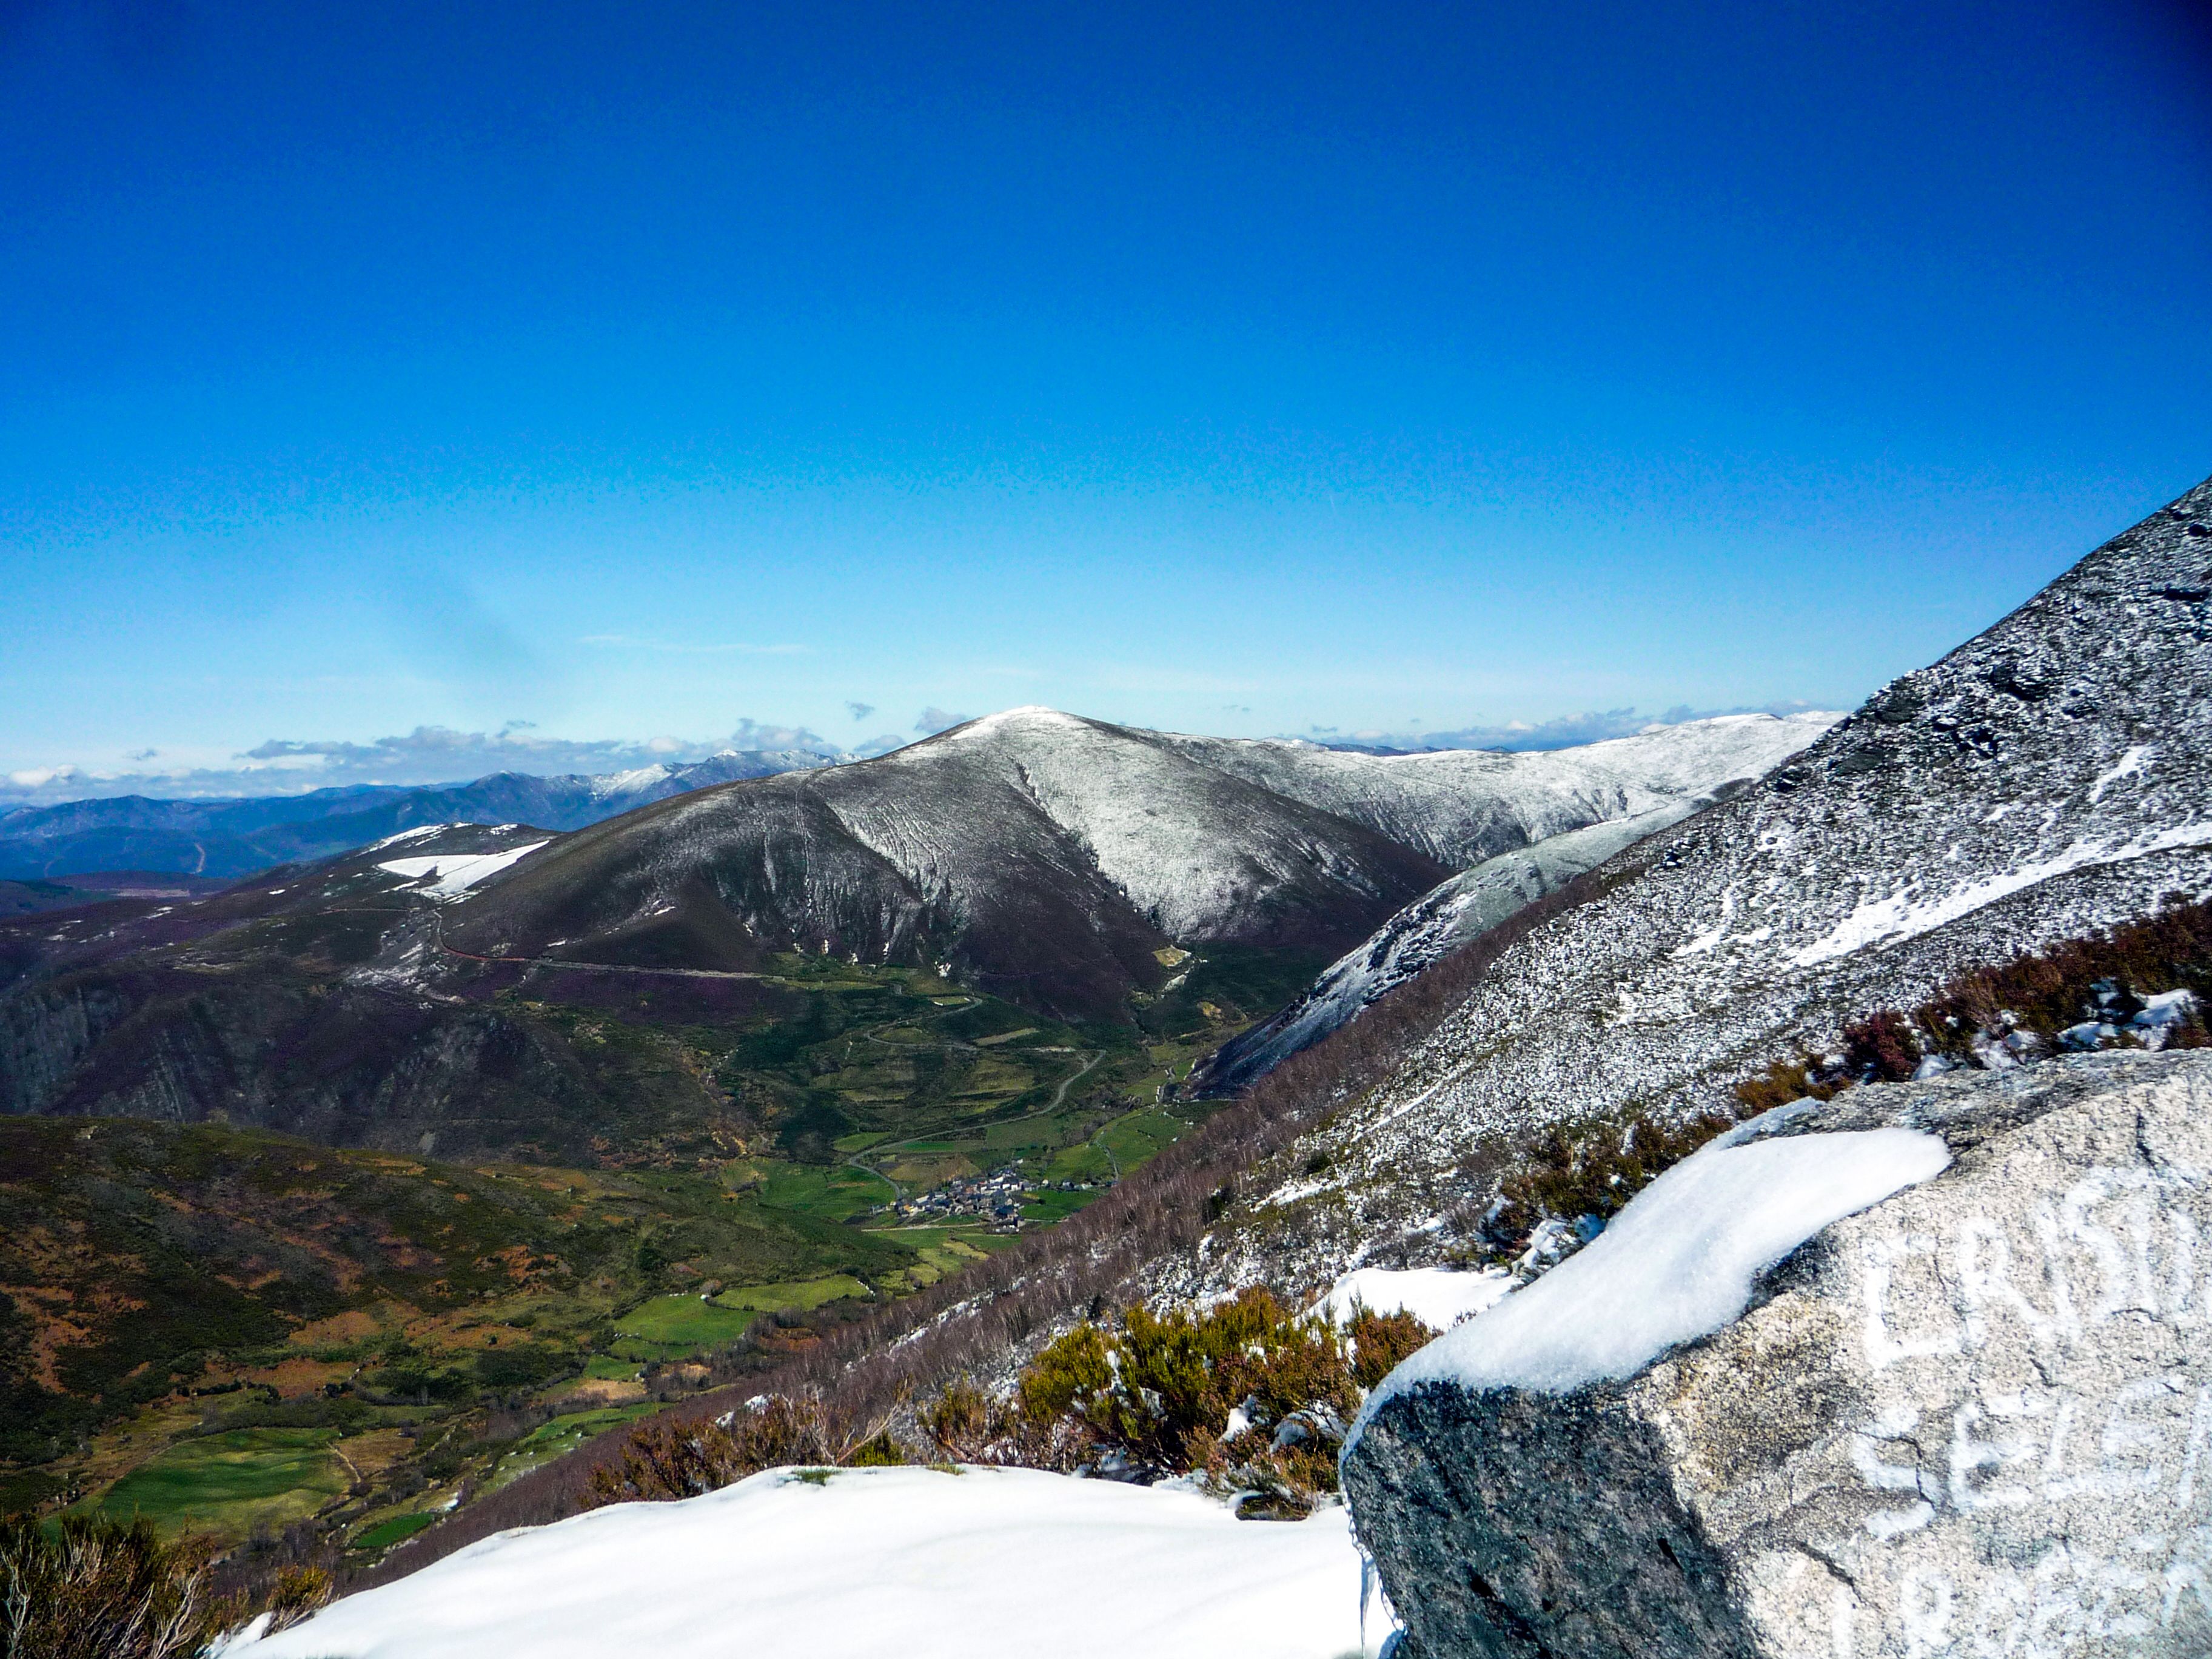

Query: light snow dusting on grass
1792,821,2212,967
364,824,452,853
226,1465,1375,1659
1349,1127,1949,1439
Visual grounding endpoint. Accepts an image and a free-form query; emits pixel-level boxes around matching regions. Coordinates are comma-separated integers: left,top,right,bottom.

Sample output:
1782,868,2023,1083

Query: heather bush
916,1379,995,1461
1345,1305,1435,1390
1018,1289,1361,1480
937,1287,1438,1517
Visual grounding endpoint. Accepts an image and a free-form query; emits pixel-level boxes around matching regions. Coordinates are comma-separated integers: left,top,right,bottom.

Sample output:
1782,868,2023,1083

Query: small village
893,1165,1104,1230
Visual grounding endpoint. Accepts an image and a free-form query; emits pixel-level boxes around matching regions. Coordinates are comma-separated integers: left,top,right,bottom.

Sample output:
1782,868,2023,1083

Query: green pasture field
712,1273,871,1315
89,1428,349,1542
758,1161,896,1221
1019,1188,1095,1224
488,1403,660,1490
611,1295,763,1360
351,1510,440,1552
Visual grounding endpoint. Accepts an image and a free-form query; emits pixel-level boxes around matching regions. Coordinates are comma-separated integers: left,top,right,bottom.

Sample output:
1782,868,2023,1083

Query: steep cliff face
1342,1050,2212,1659
1208,477,2212,1279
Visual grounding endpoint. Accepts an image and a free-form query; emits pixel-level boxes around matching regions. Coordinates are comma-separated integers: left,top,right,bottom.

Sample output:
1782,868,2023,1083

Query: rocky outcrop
1343,1050,2212,1659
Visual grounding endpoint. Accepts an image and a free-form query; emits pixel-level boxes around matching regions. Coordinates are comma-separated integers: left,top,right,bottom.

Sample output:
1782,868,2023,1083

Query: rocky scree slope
405,709,1815,1022
1188,736,1834,1098
0,749,827,882
1183,475,2212,1291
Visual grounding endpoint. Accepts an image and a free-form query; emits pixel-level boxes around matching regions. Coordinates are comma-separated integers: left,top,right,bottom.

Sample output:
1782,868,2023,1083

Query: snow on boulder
1340,1048,2212,1659
226,1464,1376,1659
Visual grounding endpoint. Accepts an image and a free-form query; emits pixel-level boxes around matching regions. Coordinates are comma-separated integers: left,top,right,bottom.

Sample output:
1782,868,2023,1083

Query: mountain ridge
403,708,1831,1022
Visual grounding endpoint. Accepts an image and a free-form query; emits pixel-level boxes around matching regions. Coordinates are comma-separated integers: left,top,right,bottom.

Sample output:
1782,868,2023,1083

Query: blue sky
3,0,2208,796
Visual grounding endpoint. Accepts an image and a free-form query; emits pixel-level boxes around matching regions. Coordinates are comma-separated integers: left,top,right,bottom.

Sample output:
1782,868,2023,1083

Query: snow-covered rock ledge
226,1464,1376,1659
1341,1048,2212,1659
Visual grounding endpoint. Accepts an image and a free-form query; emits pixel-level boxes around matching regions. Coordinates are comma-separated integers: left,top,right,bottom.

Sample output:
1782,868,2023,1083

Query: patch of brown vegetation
249,1358,357,1400
286,1309,384,1350
550,1378,646,1407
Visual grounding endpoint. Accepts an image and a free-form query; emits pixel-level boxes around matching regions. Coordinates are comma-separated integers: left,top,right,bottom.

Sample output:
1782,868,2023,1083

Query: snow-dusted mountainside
1158,712,1833,868
0,750,828,881
1199,474,2212,1282
414,708,1832,1020
1187,795,1738,1096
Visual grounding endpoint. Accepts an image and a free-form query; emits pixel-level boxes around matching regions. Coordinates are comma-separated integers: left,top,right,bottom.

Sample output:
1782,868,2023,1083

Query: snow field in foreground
1350,1125,1951,1437
225,1464,1377,1659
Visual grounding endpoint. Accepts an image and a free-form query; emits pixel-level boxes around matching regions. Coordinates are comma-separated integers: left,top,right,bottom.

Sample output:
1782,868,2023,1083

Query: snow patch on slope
376,841,548,899
1317,1266,1513,1331
364,824,452,853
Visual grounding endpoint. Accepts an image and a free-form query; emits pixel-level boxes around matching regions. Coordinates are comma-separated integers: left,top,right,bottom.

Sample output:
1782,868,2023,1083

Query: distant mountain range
0,707,1817,1156
0,751,832,881
409,707,1829,1022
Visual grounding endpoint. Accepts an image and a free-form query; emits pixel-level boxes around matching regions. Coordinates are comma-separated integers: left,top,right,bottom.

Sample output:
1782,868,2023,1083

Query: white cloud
1,721,842,806
1318,700,1832,754
7,766,76,789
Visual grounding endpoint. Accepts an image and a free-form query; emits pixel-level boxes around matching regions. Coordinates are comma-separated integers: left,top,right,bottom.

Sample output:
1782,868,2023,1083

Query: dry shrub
1841,1010,1920,1082
916,1379,996,1462
204,1564,332,1645
1,1515,213,1659
919,1380,1095,1473
1490,1109,1737,1252
583,1393,905,1507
